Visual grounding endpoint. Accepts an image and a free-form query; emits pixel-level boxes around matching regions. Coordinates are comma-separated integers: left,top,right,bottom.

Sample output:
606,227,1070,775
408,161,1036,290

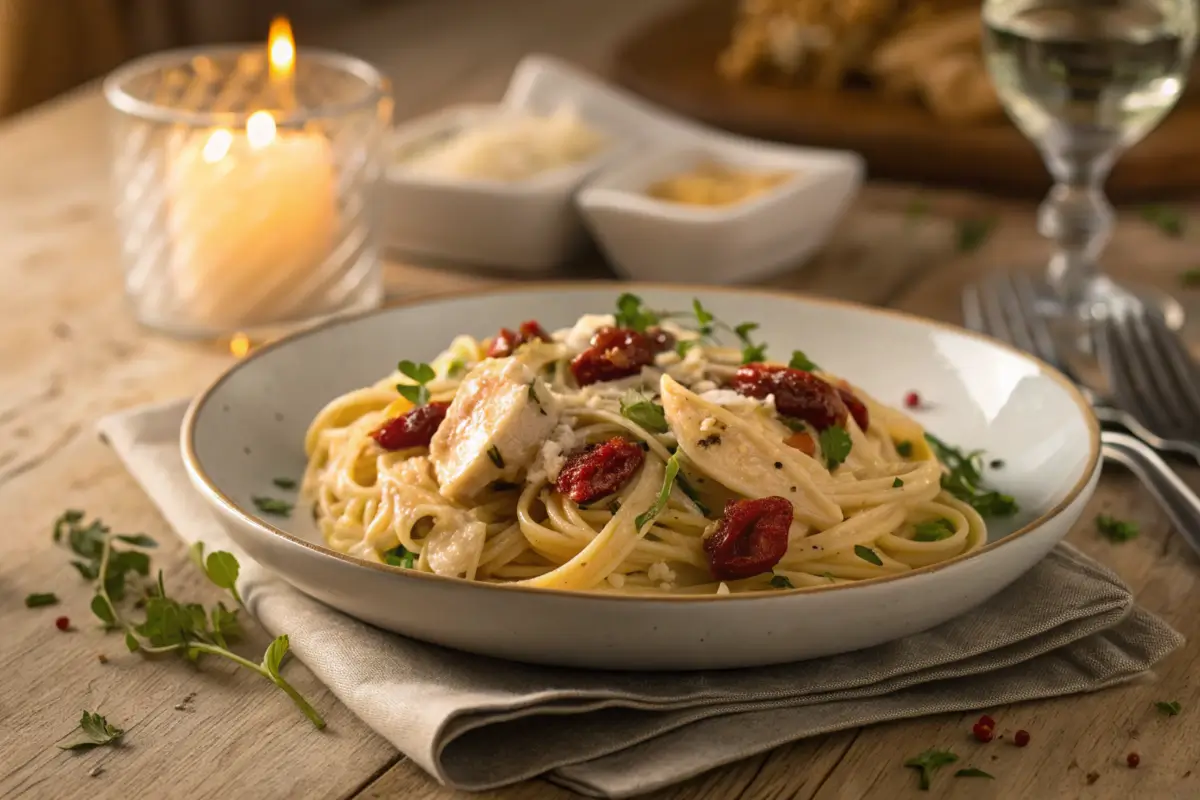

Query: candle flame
202,129,233,163
268,16,295,79
246,111,277,149
230,333,251,358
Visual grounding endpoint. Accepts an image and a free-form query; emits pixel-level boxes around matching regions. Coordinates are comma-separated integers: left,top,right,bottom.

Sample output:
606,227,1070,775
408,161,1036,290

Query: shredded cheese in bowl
400,107,607,182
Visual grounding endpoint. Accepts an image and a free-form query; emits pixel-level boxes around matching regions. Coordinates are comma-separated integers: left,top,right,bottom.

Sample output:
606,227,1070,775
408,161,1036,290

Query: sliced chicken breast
430,356,559,503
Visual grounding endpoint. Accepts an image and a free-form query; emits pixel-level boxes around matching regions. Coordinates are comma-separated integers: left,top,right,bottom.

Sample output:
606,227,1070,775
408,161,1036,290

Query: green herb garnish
913,518,955,542
788,350,820,371
1156,700,1182,716
614,293,660,332
818,425,852,470
892,477,904,488
52,510,153,600
25,592,59,608
384,545,416,569
769,575,794,589
956,217,995,253
620,390,668,434
57,711,125,751
955,768,994,779
396,360,436,406
1097,514,1139,542
855,544,883,566
528,381,547,415
692,299,715,334
905,748,959,790
635,454,680,531
1181,269,1200,288
445,358,467,377
896,440,913,458
272,477,297,490
487,445,505,469
924,433,1018,517
1142,204,1185,238
252,496,293,517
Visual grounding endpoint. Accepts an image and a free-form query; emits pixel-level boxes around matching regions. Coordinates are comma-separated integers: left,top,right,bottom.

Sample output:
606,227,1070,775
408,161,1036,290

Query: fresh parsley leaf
956,217,995,253
676,474,711,516
487,445,505,469
769,575,794,589
1156,700,1182,716
203,551,240,591
57,711,124,750
924,433,1018,517
855,545,883,566
892,477,904,488
635,454,680,531
52,509,85,543
734,322,759,341
741,343,768,364
896,440,913,458
675,339,699,357
789,350,820,371
188,541,207,573
1142,204,1185,238
904,748,958,791
955,767,994,779
1096,514,1139,542
115,533,157,547
818,425,852,470
91,595,116,626
614,293,659,332
445,358,467,377
252,496,293,517
384,545,416,569
396,360,435,406
620,390,669,434
262,634,290,679
913,518,955,542
272,477,297,490
1182,269,1200,288
25,592,59,608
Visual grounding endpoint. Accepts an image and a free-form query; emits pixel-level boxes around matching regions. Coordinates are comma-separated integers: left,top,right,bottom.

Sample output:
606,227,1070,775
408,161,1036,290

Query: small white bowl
578,141,863,284
379,103,623,270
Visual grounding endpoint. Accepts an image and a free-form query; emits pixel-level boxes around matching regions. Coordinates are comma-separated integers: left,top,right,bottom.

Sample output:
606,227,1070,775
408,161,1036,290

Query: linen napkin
98,400,1183,799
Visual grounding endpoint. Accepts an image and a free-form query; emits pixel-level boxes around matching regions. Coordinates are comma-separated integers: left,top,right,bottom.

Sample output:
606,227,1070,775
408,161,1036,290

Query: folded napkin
99,401,1183,799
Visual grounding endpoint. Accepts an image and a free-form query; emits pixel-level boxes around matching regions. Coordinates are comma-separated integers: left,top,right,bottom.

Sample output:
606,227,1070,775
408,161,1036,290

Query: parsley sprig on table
54,510,325,729
924,434,1018,517
57,711,125,751
904,748,959,790
1096,514,1139,542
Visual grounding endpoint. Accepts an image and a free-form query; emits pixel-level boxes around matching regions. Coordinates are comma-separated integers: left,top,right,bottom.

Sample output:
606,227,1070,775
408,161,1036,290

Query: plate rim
181,280,1102,603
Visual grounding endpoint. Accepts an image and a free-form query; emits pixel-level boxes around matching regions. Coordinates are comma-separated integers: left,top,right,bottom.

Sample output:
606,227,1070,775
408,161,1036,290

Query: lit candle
165,19,337,329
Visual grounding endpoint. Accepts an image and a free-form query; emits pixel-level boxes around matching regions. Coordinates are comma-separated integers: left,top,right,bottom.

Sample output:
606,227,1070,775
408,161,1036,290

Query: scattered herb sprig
57,711,124,751
635,454,681,531
1156,700,1182,716
384,545,417,569
956,217,996,253
855,544,883,566
54,511,325,729
905,748,959,790
924,434,1018,517
272,477,297,490
955,767,994,779
1096,514,1139,542
620,390,668,434
789,350,820,372
769,574,795,589
252,496,293,517
25,592,59,608
819,425,853,470
1141,204,1185,238
913,518,955,542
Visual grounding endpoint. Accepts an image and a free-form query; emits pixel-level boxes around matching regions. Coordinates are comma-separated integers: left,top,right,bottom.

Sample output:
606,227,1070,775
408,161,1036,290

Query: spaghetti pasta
302,296,1010,595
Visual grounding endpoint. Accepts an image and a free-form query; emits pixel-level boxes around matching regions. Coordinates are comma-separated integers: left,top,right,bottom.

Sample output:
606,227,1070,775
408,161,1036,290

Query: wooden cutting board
611,0,1200,202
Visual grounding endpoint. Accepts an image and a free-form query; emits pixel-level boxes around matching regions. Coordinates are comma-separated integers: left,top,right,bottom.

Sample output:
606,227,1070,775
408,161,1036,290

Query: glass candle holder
104,45,392,339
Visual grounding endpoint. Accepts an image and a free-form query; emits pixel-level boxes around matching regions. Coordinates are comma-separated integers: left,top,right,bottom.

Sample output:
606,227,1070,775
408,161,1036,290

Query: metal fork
1097,303,1200,464
964,273,1200,554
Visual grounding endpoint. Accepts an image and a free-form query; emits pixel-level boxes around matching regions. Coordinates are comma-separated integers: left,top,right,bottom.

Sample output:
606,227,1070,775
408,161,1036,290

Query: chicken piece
429,357,559,503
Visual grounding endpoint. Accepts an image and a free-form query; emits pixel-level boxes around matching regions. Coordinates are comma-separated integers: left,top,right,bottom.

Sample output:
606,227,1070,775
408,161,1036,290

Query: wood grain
611,0,1200,202
1,1,1199,799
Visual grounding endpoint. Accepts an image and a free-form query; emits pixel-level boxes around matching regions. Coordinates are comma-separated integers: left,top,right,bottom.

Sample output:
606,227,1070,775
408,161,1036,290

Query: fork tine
1125,309,1191,429
982,273,1040,356
1144,311,1200,423
1010,274,1063,369
961,283,985,334
1098,311,1177,435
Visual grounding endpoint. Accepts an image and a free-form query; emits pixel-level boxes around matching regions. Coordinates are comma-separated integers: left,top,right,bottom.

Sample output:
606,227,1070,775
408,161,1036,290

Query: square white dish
578,141,862,284
379,103,625,271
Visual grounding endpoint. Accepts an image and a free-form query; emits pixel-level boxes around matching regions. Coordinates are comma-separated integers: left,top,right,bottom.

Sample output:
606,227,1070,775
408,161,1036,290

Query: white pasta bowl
182,284,1101,671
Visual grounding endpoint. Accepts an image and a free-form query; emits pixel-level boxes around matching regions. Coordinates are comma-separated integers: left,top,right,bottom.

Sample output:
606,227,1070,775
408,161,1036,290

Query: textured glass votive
104,47,392,338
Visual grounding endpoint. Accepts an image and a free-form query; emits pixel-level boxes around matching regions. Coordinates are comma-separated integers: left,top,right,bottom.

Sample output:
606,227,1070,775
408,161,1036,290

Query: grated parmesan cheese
527,422,577,485
607,573,626,589
647,561,676,585
716,582,731,596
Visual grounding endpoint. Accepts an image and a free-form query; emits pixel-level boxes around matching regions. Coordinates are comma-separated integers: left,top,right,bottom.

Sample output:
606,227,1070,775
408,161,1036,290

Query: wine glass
981,0,1199,325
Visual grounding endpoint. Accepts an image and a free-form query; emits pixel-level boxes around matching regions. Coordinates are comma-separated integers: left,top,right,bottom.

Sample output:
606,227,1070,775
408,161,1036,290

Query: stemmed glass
981,0,1199,324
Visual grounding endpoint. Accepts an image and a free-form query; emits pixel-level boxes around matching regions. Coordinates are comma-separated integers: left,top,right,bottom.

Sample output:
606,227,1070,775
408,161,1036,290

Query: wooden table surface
3,1,1200,798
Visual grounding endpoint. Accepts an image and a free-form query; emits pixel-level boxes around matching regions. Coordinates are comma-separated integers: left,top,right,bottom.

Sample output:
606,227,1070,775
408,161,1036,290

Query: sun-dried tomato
646,326,676,354
837,387,870,431
732,364,848,431
703,496,793,580
570,327,656,386
555,437,645,503
371,402,450,450
487,320,551,358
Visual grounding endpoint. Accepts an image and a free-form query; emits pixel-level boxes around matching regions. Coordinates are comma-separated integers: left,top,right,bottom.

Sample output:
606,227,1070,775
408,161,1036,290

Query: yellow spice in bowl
646,162,793,207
